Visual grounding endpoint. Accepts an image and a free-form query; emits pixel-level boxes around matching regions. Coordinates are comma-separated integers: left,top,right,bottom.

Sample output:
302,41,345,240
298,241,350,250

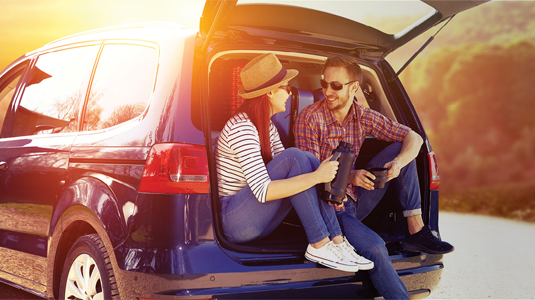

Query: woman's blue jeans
336,142,418,299
220,147,342,244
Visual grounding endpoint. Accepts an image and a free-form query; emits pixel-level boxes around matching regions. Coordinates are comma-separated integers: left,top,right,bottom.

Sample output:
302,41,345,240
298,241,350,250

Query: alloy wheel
65,253,103,300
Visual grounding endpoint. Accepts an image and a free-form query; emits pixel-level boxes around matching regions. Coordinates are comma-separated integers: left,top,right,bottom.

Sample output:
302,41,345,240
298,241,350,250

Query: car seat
272,88,314,148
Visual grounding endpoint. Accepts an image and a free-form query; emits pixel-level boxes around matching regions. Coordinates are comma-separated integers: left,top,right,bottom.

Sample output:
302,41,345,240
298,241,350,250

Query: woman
215,53,373,272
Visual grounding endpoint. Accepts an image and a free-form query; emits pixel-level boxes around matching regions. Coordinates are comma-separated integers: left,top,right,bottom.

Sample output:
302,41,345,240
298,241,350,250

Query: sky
0,0,204,70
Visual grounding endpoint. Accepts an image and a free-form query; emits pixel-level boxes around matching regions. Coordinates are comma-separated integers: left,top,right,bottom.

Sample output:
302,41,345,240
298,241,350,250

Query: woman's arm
265,157,338,201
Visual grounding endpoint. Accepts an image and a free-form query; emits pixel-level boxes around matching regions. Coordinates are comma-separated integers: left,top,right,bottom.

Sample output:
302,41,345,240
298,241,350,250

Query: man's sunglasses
278,84,292,94
320,79,358,91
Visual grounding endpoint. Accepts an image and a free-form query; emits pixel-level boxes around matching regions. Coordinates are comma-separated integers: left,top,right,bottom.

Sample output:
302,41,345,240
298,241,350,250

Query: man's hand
350,169,375,191
384,160,401,181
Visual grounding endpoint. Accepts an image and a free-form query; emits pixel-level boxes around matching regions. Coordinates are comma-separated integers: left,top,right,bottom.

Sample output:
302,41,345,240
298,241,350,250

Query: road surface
429,212,535,299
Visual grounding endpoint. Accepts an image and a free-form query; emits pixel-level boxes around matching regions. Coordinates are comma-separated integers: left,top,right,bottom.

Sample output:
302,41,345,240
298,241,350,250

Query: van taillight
139,144,209,194
428,151,440,190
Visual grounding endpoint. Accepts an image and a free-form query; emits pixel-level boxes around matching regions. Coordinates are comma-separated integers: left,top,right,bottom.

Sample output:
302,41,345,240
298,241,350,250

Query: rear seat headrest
312,88,324,102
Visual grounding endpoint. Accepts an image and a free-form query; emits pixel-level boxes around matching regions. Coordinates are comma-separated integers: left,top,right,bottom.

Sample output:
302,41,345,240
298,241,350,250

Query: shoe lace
424,228,441,246
326,242,346,262
339,242,366,262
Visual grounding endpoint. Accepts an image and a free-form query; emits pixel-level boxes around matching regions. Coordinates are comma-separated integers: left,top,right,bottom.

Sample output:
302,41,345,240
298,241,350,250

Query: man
294,55,453,299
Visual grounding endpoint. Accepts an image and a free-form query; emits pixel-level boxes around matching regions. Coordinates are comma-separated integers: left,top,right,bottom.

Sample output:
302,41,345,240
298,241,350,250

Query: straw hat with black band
238,53,299,99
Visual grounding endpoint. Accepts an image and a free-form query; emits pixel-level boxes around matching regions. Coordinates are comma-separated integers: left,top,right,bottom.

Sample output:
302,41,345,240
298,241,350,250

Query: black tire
59,234,119,300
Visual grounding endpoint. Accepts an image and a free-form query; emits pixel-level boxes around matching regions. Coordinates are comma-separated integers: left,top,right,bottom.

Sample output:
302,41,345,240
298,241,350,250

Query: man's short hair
323,55,363,83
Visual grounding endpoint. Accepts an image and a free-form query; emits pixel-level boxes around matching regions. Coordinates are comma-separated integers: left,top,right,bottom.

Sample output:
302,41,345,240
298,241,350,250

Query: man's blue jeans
221,148,343,244
355,142,422,220
336,142,421,299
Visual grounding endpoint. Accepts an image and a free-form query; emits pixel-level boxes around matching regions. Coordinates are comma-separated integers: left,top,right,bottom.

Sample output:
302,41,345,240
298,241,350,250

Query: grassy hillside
389,1,535,221
385,1,535,69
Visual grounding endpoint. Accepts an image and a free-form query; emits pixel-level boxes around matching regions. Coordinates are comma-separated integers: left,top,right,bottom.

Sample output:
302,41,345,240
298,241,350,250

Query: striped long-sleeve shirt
216,112,284,203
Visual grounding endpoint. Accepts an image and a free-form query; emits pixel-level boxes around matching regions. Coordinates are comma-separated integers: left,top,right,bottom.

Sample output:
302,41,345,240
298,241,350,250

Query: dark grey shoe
401,226,454,254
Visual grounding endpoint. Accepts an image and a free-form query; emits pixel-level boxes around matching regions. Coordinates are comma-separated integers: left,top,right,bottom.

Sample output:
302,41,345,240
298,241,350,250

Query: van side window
0,69,24,135
10,46,99,137
83,44,157,131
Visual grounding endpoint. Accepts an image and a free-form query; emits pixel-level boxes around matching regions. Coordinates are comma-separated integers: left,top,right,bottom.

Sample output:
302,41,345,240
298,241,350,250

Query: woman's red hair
235,94,273,164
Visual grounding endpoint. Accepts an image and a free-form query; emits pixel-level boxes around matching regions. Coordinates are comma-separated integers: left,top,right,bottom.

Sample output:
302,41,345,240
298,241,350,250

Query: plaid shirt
294,99,410,209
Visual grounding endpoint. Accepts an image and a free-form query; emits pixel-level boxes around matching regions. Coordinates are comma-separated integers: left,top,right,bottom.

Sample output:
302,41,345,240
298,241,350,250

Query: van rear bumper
116,256,443,299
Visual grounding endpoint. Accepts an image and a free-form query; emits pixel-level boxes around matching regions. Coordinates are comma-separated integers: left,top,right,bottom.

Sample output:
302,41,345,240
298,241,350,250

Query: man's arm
384,130,423,181
390,130,423,167
350,130,423,190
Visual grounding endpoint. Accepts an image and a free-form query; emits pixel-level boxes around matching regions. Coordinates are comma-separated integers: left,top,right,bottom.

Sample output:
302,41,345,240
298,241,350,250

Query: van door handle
0,161,7,170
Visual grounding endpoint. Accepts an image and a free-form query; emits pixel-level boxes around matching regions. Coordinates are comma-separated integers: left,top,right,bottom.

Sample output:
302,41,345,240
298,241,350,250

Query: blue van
0,1,487,299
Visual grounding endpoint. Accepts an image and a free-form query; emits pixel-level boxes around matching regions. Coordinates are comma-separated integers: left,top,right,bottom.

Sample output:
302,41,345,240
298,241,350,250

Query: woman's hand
314,155,339,183
350,169,375,191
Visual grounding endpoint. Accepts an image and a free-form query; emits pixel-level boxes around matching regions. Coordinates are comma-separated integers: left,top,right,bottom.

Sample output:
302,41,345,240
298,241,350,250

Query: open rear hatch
199,0,489,256
199,0,490,59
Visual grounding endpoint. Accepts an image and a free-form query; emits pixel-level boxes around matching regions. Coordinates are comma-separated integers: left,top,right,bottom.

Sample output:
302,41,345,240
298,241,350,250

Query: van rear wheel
59,234,118,300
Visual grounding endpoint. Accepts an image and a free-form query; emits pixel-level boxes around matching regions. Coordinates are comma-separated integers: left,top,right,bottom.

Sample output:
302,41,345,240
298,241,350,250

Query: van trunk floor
239,221,308,252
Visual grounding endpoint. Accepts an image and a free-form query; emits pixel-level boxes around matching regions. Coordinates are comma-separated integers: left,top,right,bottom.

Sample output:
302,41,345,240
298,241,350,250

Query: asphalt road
429,212,535,299
2,212,535,299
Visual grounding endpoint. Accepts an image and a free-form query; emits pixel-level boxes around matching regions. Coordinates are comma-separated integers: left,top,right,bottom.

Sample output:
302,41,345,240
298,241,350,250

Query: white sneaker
305,241,360,272
336,237,374,270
